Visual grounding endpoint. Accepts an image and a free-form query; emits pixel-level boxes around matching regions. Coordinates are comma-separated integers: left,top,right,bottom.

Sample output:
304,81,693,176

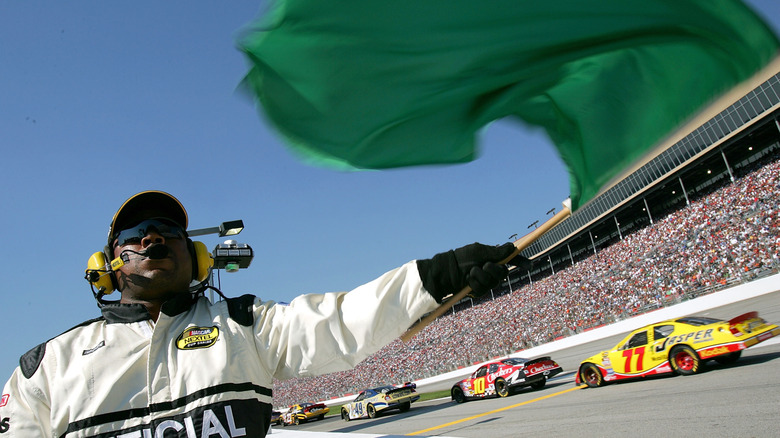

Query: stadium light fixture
188,220,245,237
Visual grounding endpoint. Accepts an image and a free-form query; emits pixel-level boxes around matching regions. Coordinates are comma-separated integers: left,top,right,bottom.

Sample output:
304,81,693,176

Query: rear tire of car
714,351,742,365
451,386,466,404
530,378,546,390
341,409,350,422
367,404,377,419
495,378,509,397
318,414,325,421
670,345,702,375
580,363,604,388
399,401,411,412
293,417,300,426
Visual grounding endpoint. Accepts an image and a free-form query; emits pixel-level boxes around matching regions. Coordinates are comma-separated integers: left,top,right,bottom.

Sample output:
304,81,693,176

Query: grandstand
516,70,780,285
451,70,780,310
272,71,780,407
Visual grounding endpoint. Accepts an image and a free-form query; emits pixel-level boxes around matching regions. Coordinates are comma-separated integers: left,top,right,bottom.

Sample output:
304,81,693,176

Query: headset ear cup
190,240,213,282
86,251,118,294
104,245,120,292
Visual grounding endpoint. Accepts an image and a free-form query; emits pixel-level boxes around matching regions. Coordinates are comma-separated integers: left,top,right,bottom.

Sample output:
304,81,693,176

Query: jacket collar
100,302,153,323
100,292,200,323
160,291,200,317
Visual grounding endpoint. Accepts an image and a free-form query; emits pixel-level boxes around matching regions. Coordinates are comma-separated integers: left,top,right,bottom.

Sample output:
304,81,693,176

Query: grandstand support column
643,198,654,224
677,177,691,206
614,216,623,240
589,230,597,255
548,255,555,275
720,150,735,182
567,244,574,265
527,270,532,284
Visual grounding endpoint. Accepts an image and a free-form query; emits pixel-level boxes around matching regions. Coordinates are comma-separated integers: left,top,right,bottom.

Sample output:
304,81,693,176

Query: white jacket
0,262,437,437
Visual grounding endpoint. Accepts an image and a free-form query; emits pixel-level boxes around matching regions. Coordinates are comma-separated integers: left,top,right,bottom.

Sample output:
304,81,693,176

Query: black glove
417,242,531,303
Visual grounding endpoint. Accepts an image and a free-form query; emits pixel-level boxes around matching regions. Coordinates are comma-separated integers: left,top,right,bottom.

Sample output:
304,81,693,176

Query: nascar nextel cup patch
176,326,219,350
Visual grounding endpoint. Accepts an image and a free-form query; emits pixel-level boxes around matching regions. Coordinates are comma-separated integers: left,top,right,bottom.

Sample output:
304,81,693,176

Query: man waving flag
237,0,779,210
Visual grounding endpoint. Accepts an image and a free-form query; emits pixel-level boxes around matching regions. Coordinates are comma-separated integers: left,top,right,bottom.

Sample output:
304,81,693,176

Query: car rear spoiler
728,311,760,335
729,311,758,324
386,386,415,396
524,356,552,365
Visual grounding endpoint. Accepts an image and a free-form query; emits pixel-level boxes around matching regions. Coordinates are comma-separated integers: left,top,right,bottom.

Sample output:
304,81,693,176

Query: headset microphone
143,245,169,260
117,245,169,263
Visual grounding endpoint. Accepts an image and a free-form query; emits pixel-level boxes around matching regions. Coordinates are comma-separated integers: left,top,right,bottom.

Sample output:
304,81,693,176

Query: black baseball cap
108,190,188,245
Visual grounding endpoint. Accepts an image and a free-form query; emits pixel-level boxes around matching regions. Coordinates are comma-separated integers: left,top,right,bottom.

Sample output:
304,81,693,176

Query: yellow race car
281,402,330,426
577,311,779,387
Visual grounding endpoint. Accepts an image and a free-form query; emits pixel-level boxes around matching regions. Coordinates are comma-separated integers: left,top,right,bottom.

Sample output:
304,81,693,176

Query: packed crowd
272,153,780,408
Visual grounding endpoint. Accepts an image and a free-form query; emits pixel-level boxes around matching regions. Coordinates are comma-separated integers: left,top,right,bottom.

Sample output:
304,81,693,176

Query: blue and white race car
340,384,420,421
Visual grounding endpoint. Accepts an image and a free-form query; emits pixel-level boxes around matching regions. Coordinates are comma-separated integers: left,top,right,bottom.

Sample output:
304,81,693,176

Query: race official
0,190,522,437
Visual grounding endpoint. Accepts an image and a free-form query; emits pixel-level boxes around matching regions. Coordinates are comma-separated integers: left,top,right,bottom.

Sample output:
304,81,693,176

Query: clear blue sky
1,1,778,379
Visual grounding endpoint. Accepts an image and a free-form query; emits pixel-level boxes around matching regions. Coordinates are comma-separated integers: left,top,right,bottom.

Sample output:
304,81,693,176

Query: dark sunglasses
114,218,185,247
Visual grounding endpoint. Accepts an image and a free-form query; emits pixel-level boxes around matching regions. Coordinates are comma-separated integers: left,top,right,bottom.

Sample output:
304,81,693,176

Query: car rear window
676,316,722,326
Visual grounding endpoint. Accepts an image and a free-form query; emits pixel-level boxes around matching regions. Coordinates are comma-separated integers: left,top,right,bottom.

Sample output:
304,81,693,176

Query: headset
85,239,214,303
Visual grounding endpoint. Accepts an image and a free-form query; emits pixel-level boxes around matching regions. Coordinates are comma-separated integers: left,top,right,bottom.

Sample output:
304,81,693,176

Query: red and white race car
451,356,562,403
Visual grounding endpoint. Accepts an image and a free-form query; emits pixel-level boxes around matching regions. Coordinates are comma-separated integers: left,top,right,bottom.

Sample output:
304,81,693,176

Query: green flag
238,0,779,209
